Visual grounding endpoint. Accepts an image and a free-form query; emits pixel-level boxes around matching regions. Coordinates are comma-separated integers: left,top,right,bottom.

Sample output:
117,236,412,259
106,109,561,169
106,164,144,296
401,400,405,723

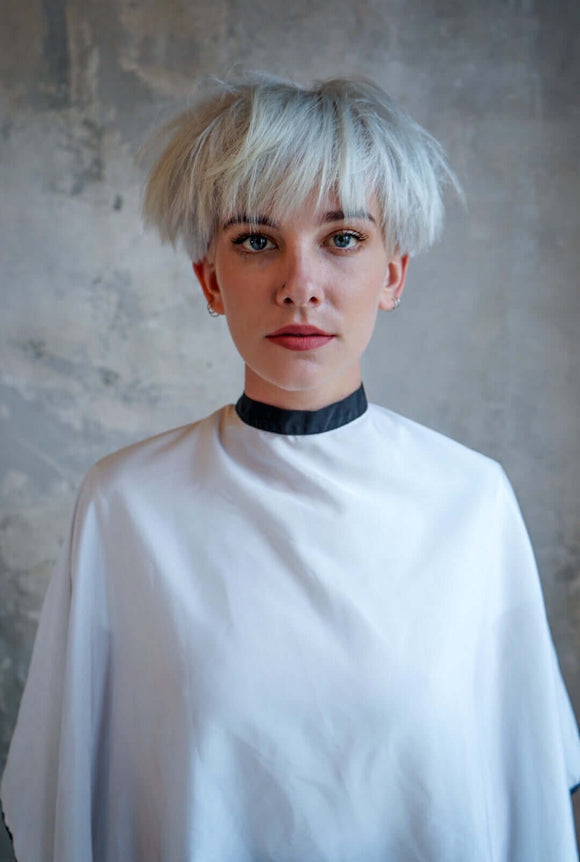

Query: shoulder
78,406,227,505
365,403,543,610
366,402,508,497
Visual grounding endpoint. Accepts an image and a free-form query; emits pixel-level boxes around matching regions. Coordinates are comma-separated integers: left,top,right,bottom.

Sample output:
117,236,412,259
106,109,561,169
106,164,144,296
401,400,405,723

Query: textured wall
1,0,578,857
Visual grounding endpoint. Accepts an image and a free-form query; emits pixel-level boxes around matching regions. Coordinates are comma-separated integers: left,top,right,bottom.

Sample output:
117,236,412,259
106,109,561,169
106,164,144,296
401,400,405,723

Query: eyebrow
222,209,376,230
222,214,278,229
322,209,376,224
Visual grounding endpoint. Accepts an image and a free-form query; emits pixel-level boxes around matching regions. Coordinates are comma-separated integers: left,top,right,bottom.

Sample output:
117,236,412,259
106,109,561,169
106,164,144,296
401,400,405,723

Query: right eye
232,233,275,252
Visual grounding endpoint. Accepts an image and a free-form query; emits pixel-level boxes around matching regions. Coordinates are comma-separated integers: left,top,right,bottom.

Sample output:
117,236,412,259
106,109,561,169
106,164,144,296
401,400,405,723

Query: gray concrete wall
1,0,578,857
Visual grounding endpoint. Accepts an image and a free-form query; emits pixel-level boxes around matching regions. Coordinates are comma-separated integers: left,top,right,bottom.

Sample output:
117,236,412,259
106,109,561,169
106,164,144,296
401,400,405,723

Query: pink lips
266,325,335,351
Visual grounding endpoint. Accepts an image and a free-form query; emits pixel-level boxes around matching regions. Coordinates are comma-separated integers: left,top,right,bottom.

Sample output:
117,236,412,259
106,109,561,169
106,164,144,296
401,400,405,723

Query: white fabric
2,403,580,861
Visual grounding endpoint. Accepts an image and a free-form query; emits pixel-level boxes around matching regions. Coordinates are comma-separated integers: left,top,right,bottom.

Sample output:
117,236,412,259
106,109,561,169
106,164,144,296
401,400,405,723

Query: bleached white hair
142,72,460,261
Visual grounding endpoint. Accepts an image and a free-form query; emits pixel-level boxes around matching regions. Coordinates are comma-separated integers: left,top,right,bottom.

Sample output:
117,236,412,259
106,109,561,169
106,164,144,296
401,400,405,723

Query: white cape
2,402,580,861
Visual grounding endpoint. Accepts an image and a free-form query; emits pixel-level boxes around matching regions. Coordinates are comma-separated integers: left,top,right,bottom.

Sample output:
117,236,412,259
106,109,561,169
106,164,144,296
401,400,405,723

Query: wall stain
26,340,47,361
41,0,70,107
66,116,105,196
557,561,579,585
99,367,120,387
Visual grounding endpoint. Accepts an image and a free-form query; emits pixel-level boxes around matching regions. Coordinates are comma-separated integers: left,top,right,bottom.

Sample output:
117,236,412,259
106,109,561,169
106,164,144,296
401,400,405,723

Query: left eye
233,233,274,252
331,232,358,249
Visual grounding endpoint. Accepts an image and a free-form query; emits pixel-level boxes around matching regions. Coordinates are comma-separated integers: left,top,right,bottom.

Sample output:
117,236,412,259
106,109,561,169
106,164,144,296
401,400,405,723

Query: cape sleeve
476,467,580,860
1,467,109,862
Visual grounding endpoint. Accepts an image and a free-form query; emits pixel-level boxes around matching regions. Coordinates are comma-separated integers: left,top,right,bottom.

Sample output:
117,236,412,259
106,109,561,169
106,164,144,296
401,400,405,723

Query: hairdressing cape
2,392,580,861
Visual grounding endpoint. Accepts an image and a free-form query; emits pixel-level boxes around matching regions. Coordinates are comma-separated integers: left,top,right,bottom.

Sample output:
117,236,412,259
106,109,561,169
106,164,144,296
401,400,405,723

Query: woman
2,73,579,861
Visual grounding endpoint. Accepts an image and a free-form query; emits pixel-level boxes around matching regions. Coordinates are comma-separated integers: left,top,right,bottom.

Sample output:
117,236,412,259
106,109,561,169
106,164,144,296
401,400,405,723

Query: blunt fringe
141,72,460,261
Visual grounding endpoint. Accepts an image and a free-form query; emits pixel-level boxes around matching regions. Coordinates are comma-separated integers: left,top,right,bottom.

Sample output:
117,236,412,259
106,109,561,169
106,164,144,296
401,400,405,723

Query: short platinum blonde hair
142,72,459,261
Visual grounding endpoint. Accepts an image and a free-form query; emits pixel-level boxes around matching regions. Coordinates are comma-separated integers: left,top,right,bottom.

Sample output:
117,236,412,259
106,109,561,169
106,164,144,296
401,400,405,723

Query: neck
243,367,363,411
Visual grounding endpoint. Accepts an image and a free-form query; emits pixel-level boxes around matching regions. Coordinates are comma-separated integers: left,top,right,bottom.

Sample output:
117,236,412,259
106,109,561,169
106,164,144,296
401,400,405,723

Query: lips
266,325,335,351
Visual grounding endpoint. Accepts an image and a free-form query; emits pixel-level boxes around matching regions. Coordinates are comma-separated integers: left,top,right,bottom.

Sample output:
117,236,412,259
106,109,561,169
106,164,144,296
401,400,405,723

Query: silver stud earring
207,302,220,318
392,296,401,311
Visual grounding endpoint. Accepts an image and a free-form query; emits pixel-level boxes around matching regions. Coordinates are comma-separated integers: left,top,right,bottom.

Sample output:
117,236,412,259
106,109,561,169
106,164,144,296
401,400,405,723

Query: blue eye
233,233,273,251
247,235,268,251
332,232,358,249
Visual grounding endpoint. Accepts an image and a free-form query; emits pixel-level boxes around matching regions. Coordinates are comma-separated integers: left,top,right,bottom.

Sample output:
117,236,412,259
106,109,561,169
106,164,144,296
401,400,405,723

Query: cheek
221,284,259,325
216,257,267,300
346,273,386,317
213,266,246,316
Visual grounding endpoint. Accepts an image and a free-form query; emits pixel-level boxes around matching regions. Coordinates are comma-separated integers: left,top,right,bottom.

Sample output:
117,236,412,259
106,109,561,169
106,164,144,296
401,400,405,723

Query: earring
391,296,401,311
207,302,220,318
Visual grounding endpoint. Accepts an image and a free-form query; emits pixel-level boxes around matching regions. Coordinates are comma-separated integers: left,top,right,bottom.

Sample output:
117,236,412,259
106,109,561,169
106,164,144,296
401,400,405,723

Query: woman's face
194,194,408,410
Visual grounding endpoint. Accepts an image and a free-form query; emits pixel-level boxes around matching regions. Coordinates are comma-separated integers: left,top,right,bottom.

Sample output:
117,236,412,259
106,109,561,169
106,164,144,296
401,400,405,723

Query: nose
275,247,323,308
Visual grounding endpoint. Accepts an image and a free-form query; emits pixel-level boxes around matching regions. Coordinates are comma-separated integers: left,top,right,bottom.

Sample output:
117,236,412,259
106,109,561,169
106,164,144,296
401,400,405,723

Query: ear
192,258,225,315
378,253,409,312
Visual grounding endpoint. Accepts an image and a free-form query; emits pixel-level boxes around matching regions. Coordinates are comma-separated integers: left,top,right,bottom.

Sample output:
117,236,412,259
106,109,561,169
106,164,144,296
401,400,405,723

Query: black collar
235,385,367,435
